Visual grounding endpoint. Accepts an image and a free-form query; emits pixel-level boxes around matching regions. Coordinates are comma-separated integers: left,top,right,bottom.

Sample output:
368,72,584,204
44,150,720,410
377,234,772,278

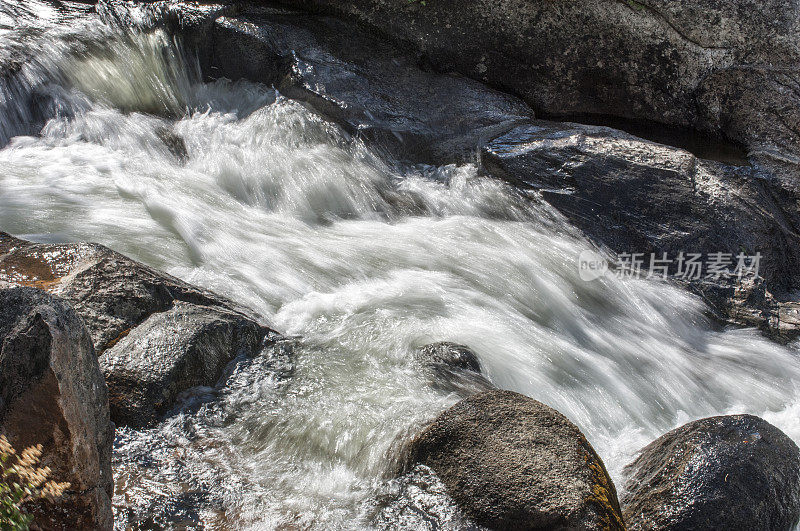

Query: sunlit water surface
2,3,800,528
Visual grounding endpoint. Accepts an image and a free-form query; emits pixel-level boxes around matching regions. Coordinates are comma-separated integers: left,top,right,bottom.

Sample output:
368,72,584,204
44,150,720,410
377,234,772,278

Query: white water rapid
2,3,800,528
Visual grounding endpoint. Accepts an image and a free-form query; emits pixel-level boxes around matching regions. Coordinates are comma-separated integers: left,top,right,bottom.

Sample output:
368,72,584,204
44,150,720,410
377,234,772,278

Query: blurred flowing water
2,2,800,528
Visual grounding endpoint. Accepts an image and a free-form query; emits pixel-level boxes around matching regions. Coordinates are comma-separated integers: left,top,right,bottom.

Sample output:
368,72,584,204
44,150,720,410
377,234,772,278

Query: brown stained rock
0,232,88,289
0,232,263,353
0,286,113,530
404,390,624,530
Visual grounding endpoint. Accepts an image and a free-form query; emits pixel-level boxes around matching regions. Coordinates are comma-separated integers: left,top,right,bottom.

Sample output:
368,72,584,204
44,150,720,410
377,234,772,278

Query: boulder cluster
397,346,800,530
0,233,276,528
3,261,799,529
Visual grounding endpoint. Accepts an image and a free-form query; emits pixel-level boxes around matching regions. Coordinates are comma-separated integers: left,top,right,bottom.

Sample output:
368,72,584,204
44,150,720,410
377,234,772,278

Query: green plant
0,436,69,530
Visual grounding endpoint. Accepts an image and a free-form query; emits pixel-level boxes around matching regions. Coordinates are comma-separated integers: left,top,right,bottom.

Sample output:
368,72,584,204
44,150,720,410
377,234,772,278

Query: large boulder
0,233,276,427
403,389,624,530
122,2,533,164
622,414,800,530
277,0,800,190
482,122,800,336
0,286,113,530
101,301,270,428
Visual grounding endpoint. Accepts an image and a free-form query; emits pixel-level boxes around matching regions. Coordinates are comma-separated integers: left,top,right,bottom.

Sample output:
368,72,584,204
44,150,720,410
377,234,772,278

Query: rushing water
3,2,800,528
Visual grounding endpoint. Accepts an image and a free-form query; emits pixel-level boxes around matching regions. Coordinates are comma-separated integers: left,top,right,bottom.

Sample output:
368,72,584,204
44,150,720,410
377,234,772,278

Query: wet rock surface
168,4,534,164
0,232,278,427
118,489,216,530
415,342,492,396
277,0,800,191
415,342,481,374
101,301,269,428
622,414,800,531
0,232,267,353
482,122,800,337
0,286,113,530
404,389,625,530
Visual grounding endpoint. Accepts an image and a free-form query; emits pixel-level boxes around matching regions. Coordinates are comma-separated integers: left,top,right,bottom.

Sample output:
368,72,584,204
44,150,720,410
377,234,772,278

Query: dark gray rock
622,414,800,531
155,125,188,161
276,0,800,192
404,390,625,530
176,6,533,163
415,342,492,396
482,122,800,337
100,301,269,428
101,1,532,165
0,286,113,530
415,342,481,374
96,0,234,31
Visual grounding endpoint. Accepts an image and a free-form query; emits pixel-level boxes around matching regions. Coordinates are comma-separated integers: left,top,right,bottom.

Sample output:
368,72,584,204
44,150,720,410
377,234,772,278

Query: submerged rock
0,233,277,427
118,489,215,530
374,464,483,530
101,301,269,428
0,286,113,530
155,125,188,161
404,390,624,530
415,342,481,374
415,342,491,396
622,414,800,531
482,122,800,336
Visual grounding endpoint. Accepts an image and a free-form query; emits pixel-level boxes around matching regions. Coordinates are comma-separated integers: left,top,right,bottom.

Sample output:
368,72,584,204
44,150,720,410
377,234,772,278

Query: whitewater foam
1,8,799,528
